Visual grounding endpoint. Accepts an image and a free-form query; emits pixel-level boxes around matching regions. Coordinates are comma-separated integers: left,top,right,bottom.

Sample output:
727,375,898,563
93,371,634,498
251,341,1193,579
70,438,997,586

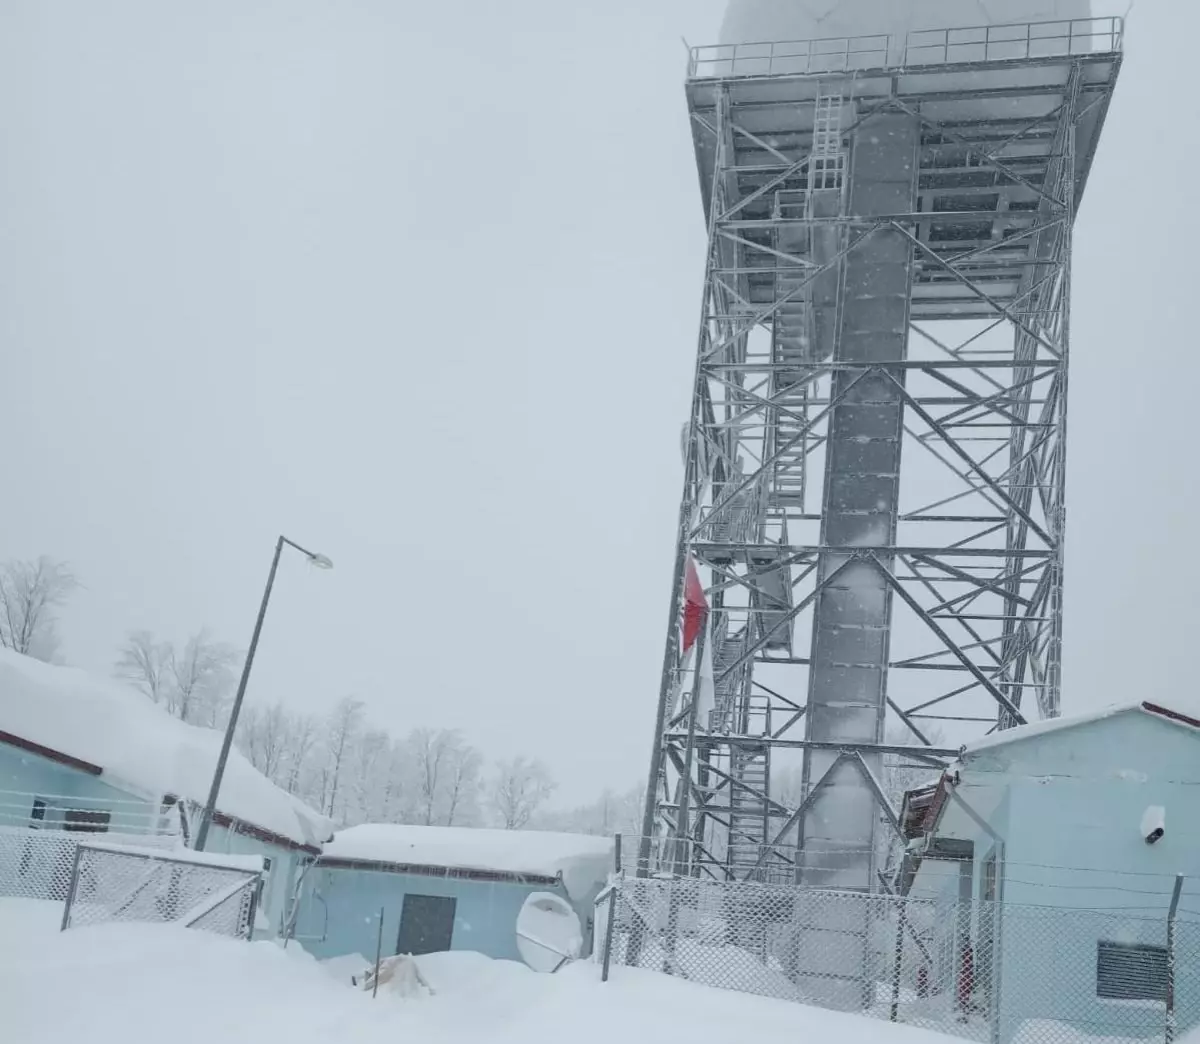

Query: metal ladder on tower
771,87,846,508
725,691,775,880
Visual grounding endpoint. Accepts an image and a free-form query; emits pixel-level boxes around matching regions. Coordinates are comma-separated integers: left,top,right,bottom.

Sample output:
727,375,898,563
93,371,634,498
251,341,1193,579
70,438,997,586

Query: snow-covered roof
0,648,332,849
961,701,1200,760
321,824,615,902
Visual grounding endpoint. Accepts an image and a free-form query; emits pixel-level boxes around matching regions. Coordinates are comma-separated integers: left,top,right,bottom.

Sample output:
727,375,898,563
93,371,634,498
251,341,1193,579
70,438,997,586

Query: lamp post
194,535,332,851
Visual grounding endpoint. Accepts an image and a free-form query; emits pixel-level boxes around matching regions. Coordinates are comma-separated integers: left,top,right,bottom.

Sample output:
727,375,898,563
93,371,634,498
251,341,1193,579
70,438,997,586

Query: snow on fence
597,873,1200,1044
0,823,176,902
61,843,264,940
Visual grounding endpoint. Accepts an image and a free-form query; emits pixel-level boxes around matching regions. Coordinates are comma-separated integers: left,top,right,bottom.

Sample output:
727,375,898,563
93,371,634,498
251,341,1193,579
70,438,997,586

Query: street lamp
194,535,333,851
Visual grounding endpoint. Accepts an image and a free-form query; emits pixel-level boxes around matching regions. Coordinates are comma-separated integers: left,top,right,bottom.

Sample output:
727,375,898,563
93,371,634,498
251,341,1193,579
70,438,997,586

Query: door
396,894,457,956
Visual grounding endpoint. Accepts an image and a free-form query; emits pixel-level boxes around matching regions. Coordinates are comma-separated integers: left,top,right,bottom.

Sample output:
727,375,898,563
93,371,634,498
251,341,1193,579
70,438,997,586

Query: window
63,809,111,834
1097,941,1168,1001
29,799,47,827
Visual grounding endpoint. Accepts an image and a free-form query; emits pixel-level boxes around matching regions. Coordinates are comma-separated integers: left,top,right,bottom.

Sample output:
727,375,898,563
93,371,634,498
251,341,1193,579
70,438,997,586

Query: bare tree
347,728,392,825
236,702,291,782
490,756,556,830
378,739,412,823
115,631,172,705
540,785,642,837
284,712,321,797
444,742,483,827
116,628,239,726
0,556,79,662
408,728,451,826
322,697,364,820
169,630,239,726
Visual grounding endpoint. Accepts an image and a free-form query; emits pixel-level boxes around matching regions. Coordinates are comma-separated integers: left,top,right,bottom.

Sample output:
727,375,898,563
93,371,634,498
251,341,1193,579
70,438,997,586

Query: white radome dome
721,0,1094,45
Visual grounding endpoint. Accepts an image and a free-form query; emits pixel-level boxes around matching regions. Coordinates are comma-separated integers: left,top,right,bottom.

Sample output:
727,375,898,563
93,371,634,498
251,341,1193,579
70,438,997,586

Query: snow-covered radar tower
641,0,1122,1007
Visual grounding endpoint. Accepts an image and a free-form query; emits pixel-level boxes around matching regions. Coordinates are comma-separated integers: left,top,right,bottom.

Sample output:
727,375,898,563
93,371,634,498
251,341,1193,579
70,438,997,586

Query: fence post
601,885,617,983
59,843,85,932
372,906,385,999
244,875,261,942
889,894,909,1022
1166,875,1184,1044
601,834,621,982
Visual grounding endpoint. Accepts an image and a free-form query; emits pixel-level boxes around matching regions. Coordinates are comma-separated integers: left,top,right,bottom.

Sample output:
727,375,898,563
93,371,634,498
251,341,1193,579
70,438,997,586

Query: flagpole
674,611,708,877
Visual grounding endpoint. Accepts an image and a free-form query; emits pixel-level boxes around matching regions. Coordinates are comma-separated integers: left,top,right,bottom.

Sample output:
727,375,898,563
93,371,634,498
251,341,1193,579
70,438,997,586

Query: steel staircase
771,87,847,508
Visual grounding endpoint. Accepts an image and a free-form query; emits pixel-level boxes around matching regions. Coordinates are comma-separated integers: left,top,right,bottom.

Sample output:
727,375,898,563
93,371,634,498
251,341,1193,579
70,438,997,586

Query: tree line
114,629,562,831
2,554,935,846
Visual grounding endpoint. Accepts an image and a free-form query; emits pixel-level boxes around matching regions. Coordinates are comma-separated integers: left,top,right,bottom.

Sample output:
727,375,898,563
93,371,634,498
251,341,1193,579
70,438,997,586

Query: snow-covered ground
0,897,969,1044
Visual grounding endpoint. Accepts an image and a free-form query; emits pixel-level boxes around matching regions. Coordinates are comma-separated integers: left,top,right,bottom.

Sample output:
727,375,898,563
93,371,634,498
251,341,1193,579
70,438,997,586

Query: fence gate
61,842,264,940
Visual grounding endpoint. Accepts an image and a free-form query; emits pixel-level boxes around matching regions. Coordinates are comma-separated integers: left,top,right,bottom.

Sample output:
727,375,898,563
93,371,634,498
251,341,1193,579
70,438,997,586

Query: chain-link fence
597,874,1200,1044
0,824,177,902
62,842,263,940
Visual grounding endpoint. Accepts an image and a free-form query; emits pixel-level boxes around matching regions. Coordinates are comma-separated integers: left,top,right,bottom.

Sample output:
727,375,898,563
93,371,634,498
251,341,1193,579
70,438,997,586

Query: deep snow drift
0,904,973,1044
720,0,1094,45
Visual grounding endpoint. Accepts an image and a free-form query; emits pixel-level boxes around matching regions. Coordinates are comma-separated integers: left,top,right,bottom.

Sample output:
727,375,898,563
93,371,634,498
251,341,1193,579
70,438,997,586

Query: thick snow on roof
322,824,615,902
720,0,1094,46
961,701,1200,759
0,648,331,848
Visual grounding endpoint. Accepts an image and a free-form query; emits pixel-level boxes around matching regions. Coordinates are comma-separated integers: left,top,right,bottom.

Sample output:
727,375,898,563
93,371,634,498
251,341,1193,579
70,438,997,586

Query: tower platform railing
687,15,1124,80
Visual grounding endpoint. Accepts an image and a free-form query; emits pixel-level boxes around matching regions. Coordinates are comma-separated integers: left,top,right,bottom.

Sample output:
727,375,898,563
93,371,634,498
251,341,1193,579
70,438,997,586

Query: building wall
198,819,309,937
0,740,308,938
292,864,582,966
0,743,159,831
958,714,1200,1043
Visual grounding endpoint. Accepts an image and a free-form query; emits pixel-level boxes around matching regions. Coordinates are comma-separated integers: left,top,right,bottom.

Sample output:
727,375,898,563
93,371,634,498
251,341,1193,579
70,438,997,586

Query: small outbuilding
900,701,1200,1043
0,647,332,935
291,824,614,970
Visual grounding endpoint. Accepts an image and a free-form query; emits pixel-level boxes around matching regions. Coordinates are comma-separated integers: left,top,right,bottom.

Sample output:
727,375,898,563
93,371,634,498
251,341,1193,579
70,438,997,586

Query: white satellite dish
515,892,583,973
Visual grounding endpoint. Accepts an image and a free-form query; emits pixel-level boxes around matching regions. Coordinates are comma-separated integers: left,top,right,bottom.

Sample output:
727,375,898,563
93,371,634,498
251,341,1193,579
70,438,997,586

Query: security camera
1141,806,1166,845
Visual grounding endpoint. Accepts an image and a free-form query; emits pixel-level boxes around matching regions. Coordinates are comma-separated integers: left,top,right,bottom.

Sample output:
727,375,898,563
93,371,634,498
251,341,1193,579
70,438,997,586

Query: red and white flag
680,556,716,722
682,555,708,654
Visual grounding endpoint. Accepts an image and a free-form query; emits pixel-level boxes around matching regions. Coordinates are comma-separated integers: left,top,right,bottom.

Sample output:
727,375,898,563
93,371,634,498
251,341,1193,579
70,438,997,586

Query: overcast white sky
0,1,1194,804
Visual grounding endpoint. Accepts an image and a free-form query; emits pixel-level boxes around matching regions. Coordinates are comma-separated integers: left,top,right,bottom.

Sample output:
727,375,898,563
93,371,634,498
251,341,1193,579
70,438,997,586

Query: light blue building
901,702,1200,1043
0,647,332,935
291,824,614,969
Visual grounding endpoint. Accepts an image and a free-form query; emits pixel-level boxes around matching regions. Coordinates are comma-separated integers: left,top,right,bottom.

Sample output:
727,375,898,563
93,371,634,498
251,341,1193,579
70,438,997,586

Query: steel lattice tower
640,15,1123,994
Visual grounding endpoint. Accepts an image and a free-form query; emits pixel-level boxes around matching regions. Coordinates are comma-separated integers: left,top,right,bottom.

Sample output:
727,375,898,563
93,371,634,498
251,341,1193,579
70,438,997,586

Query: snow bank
0,648,331,848
0,896,64,937
720,0,1094,45
322,824,614,901
0,916,973,1044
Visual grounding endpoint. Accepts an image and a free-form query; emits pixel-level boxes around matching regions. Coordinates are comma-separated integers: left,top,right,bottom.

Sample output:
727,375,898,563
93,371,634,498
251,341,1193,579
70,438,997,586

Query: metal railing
0,789,168,835
597,873,1198,1044
62,842,262,940
687,17,1124,80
